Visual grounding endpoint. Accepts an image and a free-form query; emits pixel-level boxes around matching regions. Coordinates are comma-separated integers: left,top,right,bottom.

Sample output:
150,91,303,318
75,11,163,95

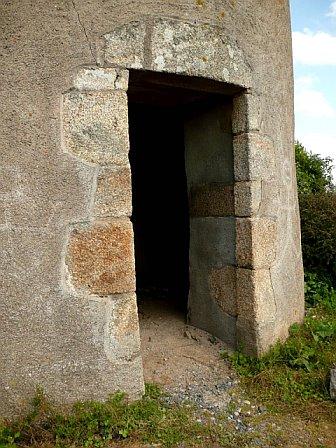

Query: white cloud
296,132,336,178
327,1,336,18
295,75,336,118
292,3,336,180
292,29,336,65
294,76,336,179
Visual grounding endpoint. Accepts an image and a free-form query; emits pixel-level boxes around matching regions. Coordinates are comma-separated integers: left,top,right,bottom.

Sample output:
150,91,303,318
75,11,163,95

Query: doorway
128,70,238,345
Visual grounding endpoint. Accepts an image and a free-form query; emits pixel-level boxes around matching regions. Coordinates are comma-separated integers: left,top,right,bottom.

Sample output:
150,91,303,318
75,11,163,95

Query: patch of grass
305,271,336,311
0,384,252,448
226,274,336,420
0,384,204,447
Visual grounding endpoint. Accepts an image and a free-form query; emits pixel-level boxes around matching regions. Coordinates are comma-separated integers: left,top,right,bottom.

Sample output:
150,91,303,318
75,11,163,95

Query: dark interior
129,102,190,311
128,70,241,313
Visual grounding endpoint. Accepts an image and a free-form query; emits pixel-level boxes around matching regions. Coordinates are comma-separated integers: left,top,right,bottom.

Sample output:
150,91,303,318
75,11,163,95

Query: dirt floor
139,297,237,413
136,298,336,448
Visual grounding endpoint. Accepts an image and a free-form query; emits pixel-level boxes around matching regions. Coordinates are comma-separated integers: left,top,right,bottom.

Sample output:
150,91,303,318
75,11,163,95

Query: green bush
299,192,336,284
305,271,336,311
295,142,334,195
295,142,336,284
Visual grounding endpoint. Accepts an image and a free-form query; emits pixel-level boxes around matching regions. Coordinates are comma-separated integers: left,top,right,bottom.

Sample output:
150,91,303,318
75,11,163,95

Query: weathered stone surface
0,226,70,295
89,293,142,363
151,19,252,86
189,184,234,217
0,203,6,225
94,166,132,218
186,100,237,346
1,289,144,417
236,267,278,355
233,133,276,182
103,19,252,86
209,266,237,316
236,268,276,322
103,21,146,69
0,166,19,198
67,219,135,295
189,267,237,347
190,217,236,267
259,179,281,219
269,209,306,341
0,159,95,228
330,367,336,401
62,91,129,165
236,317,276,356
73,67,129,91
234,180,280,218
232,92,261,134
234,181,261,217
184,103,234,186
236,218,277,269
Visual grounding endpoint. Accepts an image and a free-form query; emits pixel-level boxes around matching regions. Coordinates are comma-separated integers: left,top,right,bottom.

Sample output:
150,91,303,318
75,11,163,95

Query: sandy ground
138,297,238,412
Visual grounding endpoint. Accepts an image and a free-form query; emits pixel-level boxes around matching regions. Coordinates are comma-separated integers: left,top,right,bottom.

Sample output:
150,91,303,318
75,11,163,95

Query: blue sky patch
290,0,336,176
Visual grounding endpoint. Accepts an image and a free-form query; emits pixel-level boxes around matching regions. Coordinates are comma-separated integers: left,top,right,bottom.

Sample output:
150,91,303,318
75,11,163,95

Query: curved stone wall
0,0,304,417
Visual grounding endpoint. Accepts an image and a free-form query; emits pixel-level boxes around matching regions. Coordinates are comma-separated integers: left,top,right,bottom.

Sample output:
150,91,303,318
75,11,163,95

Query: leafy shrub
295,142,334,195
295,142,336,284
299,192,336,284
305,272,336,311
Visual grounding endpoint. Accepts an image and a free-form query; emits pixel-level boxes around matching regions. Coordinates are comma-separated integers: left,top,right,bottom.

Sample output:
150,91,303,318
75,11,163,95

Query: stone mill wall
0,0,304,417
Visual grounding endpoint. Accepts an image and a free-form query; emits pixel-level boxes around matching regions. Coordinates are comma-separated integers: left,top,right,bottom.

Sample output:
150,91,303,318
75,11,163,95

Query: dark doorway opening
128,102,190,312
128,70,241,317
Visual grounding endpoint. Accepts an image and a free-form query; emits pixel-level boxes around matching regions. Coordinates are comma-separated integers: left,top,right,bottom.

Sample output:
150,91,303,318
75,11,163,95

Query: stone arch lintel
101,18,253,88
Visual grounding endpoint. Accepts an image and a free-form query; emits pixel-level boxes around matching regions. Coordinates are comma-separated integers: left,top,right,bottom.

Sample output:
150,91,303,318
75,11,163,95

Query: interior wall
184,102,237,347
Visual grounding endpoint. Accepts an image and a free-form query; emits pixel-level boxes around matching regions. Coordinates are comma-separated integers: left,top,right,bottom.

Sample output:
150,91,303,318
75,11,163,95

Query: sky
290,0,336,178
